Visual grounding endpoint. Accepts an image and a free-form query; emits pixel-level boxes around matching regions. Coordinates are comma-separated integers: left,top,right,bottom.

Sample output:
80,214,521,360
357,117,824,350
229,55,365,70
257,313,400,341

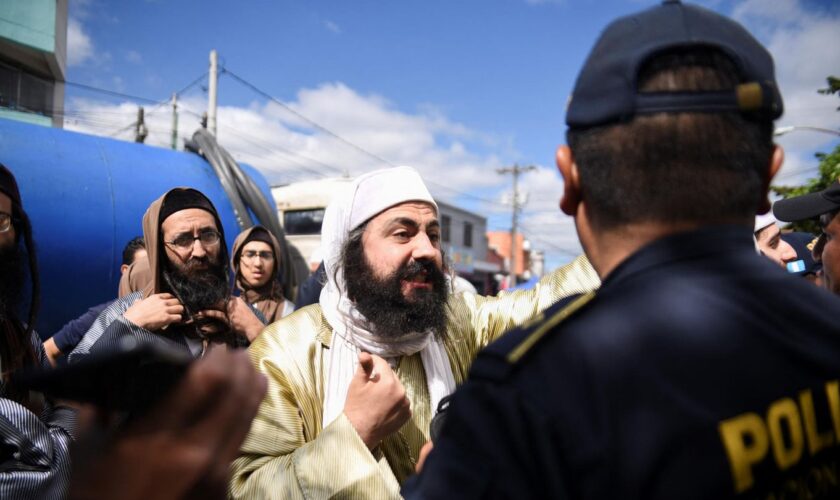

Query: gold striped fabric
229,255,600,499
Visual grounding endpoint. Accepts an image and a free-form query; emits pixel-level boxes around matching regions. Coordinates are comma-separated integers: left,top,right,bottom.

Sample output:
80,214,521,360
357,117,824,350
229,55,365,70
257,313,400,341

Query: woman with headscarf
231,226,295,325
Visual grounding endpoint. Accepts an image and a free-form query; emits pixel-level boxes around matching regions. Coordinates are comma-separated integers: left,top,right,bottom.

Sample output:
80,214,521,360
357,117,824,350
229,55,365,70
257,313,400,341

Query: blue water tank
0,117,276,336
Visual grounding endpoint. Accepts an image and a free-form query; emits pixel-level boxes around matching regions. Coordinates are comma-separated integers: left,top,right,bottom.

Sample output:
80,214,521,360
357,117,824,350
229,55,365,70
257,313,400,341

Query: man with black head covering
70,187,264,362
0,163,75,498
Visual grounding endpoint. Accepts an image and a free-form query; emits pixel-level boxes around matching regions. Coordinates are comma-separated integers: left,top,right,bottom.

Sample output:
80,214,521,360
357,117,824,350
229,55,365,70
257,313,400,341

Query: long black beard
0,244,25,321
344,248,448,341
162,257,229,317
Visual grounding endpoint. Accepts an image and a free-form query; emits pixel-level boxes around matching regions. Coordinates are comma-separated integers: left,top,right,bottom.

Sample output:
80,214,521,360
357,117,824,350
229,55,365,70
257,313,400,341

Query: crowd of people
2,1,840,498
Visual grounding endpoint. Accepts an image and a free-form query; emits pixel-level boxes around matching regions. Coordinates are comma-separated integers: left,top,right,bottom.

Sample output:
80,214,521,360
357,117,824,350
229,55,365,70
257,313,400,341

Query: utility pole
208,49,218,137
170,93,178,150
497,164,536,287
134,106,148,143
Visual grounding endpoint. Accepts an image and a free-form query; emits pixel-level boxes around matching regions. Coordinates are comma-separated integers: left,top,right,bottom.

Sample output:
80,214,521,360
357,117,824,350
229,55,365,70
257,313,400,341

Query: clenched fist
344,352,411,450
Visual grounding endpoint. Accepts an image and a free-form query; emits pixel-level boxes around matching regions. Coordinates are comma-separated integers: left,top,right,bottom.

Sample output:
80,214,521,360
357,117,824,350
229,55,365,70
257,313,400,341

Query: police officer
403,2,840,499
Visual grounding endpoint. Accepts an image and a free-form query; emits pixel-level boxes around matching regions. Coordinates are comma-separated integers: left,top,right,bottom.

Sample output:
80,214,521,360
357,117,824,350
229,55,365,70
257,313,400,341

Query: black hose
185,128,308,300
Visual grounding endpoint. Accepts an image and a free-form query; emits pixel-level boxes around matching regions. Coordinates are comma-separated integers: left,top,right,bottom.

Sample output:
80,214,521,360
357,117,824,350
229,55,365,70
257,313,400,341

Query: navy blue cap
566,0,783,129
773,182,840,222
781,232,822,276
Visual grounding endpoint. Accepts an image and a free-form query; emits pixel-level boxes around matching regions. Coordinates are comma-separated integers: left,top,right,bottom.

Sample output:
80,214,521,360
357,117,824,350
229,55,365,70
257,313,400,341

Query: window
463,222,473,248
283,208,326,235
0,63,20,110
441,214,451,243
0,61,53,116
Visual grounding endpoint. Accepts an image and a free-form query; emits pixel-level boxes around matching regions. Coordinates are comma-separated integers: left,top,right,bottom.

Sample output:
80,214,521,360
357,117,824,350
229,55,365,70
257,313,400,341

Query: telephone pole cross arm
497,164,537,287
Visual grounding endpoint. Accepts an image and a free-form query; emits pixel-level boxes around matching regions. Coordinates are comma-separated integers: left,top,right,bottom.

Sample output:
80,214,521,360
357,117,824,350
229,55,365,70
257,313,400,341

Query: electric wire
223,68,398,168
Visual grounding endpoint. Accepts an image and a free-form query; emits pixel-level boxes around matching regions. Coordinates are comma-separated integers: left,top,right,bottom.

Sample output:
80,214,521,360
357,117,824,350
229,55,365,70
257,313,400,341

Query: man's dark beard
344,247,448,340
162,256,229,317
0,244,26,320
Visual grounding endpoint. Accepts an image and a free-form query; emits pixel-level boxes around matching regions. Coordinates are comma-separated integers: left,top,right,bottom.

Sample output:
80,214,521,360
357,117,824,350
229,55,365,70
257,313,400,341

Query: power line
210,69,505,204
518,223,581,257
63,68,507,207
222,68,398,168
144,72,209,118
175,103,344,178
64,80,160,104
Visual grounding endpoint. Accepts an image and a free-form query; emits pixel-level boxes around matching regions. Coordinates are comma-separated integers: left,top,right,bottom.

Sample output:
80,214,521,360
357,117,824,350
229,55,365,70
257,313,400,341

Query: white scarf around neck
318,166,456,428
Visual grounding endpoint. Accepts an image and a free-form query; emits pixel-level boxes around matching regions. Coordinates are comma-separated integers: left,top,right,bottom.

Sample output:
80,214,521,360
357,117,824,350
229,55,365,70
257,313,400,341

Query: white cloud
69,0,94,20
62,0,838,271
67,17,94,66
125,50,143,64
733,0,840,177
62,83,511,204
324,20,342,34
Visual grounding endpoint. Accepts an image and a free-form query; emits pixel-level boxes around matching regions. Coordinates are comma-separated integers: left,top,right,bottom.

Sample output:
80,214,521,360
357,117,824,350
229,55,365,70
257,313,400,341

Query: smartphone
14,336,193,413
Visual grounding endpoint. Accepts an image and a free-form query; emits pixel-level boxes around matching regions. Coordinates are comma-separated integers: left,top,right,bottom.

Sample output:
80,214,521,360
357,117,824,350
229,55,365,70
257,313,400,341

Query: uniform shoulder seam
506,290,596,364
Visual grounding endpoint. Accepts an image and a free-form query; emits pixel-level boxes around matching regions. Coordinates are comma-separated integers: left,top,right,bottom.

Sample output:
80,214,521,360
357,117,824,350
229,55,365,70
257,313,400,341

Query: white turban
319,166,455,428
754,212,778,234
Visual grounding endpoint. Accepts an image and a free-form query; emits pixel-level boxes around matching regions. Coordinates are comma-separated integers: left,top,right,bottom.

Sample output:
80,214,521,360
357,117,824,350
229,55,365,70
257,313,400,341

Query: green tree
818,76,840,110
772,144,840,234
771,76,840,234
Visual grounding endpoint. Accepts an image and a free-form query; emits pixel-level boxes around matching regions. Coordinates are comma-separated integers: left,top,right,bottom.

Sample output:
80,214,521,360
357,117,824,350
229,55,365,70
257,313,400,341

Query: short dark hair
122,236,146,266
567,49,774,230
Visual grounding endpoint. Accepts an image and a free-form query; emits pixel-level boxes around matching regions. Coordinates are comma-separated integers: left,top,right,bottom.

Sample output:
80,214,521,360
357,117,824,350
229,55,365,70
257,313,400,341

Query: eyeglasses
241,250,274,261
0,212,11,233
164,229,221,252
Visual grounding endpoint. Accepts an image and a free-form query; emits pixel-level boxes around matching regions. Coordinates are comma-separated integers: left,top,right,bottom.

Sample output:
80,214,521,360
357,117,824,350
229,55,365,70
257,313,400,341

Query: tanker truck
0,117,308,336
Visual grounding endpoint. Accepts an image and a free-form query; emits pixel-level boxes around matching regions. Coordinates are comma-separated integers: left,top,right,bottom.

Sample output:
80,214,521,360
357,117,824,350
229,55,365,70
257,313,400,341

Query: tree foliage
817,76,840,110
770,76,840,234
772,144,840,233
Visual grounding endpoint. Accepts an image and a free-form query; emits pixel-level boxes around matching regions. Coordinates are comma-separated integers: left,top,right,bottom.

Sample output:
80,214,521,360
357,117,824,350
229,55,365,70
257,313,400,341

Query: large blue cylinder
0,117,276,336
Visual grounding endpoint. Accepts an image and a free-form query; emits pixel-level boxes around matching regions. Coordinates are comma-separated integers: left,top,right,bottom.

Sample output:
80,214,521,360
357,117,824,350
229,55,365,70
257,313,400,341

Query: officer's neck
580,221,703,281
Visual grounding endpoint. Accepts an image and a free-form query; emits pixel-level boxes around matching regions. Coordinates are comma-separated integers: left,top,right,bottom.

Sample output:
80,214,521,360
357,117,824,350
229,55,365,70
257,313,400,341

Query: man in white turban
229,166,600,499
754,212,796,268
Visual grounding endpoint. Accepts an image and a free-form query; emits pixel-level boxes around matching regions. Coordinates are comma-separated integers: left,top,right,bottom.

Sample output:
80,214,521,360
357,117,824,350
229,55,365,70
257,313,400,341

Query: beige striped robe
230,255,599,499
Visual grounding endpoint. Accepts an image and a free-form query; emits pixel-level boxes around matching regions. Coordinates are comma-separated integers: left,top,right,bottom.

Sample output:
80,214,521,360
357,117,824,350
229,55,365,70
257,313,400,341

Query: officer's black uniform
403,226,840,499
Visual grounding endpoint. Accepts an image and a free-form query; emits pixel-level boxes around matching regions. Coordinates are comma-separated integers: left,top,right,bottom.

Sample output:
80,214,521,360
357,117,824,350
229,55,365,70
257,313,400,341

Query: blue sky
65,0,840,269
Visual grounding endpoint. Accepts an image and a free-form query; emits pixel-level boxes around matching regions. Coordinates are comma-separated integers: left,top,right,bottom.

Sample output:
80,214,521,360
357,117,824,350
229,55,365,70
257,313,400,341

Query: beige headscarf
231,225,286,323
118,255,152,298
141,187,229,298
319,166,456,428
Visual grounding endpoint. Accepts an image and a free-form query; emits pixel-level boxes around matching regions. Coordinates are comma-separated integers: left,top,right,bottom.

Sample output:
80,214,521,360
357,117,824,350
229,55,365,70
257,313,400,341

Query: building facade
437,201,499,294
0,0,67,127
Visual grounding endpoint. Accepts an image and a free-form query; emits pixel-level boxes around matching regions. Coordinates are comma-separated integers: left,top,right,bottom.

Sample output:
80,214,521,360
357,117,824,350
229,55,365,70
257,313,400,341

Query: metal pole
497,164,536,287
510,166,519,287
170,93,178,150
208,49,218,137
134,106,147,143
773,125,840,137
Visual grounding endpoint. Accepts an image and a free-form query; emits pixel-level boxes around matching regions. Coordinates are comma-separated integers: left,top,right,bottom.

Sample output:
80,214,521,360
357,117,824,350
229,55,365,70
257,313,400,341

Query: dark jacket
405,226,840,500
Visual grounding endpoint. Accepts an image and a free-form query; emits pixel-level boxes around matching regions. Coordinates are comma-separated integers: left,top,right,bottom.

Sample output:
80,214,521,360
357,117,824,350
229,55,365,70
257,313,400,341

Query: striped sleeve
68,292,189,363
0,333,75,500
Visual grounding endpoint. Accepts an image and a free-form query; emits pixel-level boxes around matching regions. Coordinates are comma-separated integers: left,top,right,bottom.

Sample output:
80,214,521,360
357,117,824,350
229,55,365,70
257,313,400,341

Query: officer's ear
556,145,582,216
758,145,784,215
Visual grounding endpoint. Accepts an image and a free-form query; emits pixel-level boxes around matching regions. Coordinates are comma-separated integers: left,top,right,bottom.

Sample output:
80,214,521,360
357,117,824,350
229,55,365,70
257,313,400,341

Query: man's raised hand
123,293,184,331
344,352,412,450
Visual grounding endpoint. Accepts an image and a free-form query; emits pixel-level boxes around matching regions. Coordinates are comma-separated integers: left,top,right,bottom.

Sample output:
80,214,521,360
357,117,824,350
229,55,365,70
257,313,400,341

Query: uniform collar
600,225,755,289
